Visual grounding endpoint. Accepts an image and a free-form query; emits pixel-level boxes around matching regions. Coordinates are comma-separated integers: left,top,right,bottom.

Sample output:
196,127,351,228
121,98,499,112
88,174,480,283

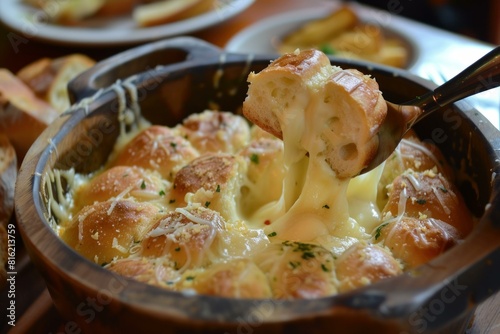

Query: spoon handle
432,46,500,110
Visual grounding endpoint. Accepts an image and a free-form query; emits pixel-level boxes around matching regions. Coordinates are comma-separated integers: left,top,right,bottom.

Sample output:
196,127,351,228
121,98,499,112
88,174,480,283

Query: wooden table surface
0,0,499,333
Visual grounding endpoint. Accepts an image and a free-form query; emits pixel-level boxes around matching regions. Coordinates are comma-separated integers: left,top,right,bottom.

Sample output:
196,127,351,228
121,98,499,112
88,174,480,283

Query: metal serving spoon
362,46,500,174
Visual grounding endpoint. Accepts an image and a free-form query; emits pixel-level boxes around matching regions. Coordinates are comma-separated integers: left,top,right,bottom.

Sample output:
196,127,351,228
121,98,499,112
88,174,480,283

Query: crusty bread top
242,49,387,178
243,49,333,139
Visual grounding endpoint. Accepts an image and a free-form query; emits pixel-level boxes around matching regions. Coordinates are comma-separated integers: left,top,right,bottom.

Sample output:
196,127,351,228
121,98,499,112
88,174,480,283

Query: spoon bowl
362,46,500,174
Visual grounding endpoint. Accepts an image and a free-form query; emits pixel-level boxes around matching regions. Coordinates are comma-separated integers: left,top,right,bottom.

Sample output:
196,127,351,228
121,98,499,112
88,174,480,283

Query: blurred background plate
225,1,499,129
0,0,254,47
225,2,419,69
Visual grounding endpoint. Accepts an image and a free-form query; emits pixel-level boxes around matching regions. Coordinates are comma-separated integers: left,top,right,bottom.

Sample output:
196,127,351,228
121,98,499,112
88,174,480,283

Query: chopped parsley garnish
205,201,211,208
322,204,330,209
216,184,221,193
319,44,336,55
169,199,176,204
301,251,315,260
439,186,448,193
268,231,277,237
416,198,427,205
374,222,389,240
185,276,195,281
321,264,329,272
140,180,146,189
250,153,259,164
174,247,181,252
289,261,301,269
159,190,166,196
170,142,177,149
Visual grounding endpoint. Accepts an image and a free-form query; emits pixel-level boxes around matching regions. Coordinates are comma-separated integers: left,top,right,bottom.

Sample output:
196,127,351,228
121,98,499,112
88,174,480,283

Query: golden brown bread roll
322,68,387,178
17,54,95,113
192,259,272,298
374,217,460,269
61,200,160,265
377,130,454,208
172,153,245,221
177,110,251,154
335,241,402,292
106,257,179,288
109,125,199,180
382,170,474,237
74,165,168,211
141,205,226,270
243,49,387,178
255,241,337,299
0,69,59,159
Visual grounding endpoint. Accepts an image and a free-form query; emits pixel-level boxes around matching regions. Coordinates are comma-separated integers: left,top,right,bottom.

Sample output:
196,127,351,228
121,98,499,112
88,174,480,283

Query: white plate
0,0,254,46
225,3,420,69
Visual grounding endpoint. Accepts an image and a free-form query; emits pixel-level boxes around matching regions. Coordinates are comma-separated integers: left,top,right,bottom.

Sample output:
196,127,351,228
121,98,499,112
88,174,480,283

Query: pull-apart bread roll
109,125,199,180
176,110,250,154
0,69,59,159
74,166,168,211
61,200,160,265
243,49,387,178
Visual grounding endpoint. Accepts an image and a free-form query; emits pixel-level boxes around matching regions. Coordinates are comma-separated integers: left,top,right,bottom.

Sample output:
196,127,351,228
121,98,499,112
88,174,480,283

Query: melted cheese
45,71,472,299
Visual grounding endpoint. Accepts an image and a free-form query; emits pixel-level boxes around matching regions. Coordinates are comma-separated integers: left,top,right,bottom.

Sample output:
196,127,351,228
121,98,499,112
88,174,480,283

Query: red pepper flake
264,220,271,225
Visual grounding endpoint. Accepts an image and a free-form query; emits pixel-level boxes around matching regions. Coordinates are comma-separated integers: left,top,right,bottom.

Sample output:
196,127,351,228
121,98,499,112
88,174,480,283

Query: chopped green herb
301,251,315,260
322,204,330,209
216,184,221,193
175,247,181,252
416,198,427,205
289,261,301,269
375,222,389,240
169,199,176,204
439,187,448,193
159,190,166,196
185,276,195,281
205,201,211,208
321,264,329,272
268,231,277,237
140,180,146,189
170,142,177,149
319,44,336,55
250,153,259,164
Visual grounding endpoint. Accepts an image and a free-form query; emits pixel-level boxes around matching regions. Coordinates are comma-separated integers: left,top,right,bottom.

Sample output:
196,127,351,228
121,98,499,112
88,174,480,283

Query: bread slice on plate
17,54,95,114
133,0,215,27
0,69,59,159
